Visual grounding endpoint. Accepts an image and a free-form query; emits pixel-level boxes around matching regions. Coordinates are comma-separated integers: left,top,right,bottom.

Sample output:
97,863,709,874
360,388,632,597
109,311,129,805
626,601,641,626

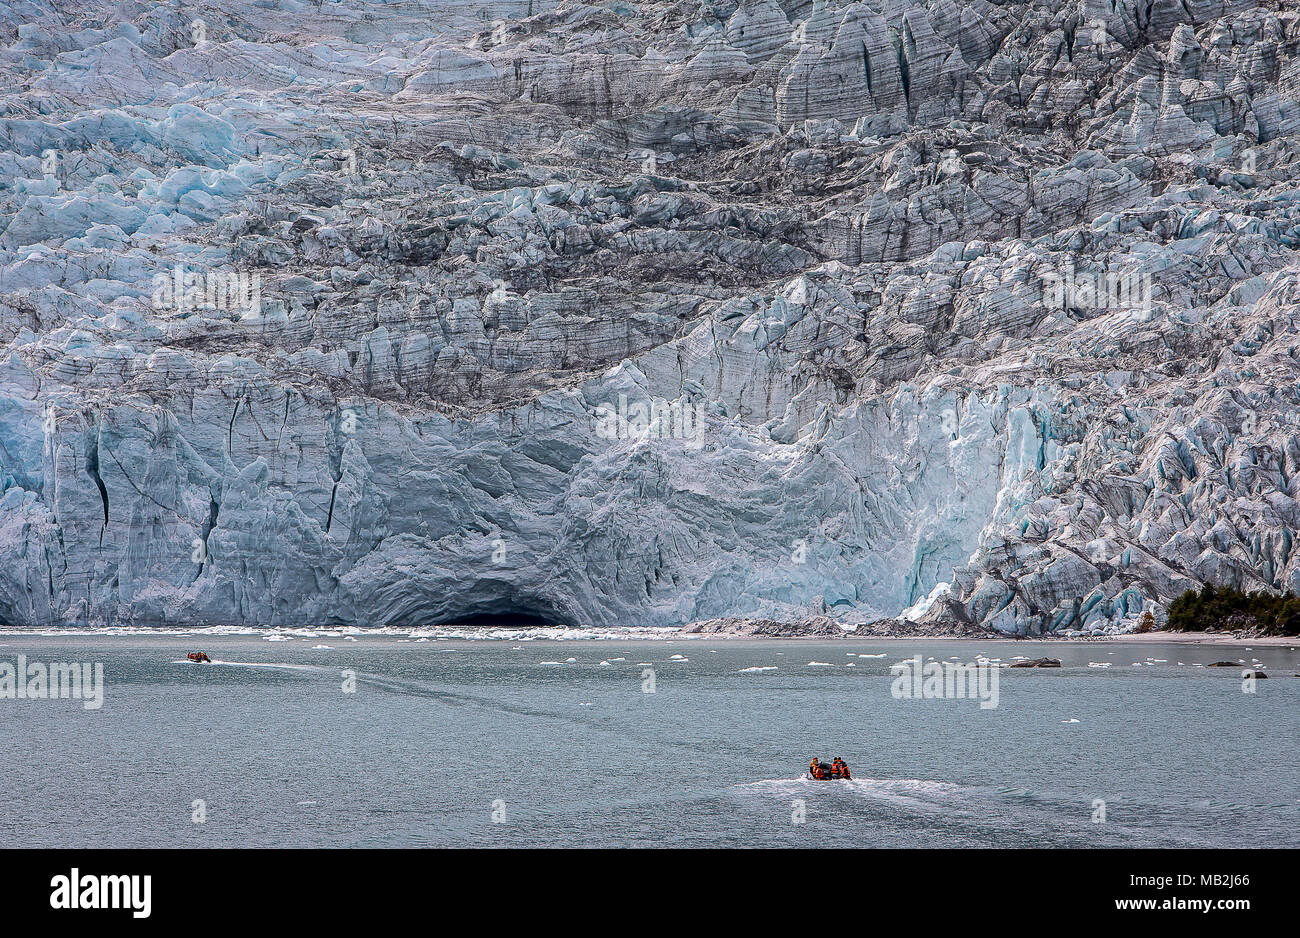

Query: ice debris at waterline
3,1,1300,636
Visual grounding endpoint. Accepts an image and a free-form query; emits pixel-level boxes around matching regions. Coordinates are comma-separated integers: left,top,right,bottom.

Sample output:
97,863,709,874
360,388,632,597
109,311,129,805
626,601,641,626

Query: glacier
1,0,1299,635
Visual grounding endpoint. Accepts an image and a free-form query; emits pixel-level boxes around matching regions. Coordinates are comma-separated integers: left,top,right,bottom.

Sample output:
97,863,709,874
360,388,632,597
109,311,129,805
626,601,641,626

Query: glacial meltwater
1,634,1296,848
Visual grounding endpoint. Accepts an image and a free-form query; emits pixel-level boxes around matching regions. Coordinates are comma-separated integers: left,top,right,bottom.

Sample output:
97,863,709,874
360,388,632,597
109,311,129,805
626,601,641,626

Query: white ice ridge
2,1,1300,636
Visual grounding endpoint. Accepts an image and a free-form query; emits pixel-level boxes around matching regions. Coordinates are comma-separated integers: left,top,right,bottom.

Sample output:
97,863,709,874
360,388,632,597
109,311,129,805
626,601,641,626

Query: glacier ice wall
2,0,1300,633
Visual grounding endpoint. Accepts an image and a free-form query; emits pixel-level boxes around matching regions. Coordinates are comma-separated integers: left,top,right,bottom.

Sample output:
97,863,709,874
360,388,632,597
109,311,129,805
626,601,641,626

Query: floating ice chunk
737,666,777,672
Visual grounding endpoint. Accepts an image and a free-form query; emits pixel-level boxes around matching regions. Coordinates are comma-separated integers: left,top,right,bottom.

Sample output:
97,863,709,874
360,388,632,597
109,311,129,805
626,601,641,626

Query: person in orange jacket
835,757,851,780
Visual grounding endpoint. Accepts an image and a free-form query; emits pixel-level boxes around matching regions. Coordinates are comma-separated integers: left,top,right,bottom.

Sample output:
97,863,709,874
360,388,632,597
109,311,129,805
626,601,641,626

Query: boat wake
172,659,325,672
736,776,967,812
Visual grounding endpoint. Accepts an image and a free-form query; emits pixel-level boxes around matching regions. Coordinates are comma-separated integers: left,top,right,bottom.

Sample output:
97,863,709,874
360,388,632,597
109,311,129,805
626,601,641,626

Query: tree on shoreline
1166,584,1300,636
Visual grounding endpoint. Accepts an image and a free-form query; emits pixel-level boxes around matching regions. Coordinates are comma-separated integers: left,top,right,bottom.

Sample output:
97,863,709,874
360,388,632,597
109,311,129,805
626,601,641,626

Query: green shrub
1166,584,1300,636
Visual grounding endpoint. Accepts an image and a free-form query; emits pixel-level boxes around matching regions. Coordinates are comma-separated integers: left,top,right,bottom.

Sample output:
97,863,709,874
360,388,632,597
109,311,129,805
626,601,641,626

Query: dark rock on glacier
2,0,1300,636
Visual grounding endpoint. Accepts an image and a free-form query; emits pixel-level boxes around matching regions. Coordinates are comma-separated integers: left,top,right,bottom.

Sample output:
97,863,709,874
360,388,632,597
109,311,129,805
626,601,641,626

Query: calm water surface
2,635,1296,847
